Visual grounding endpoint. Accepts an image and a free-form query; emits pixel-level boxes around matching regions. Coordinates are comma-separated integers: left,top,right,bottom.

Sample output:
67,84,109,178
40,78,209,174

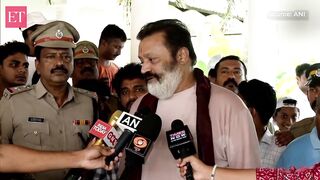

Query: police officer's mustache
50,66,68,74
144,72,160,81
80,67,94,74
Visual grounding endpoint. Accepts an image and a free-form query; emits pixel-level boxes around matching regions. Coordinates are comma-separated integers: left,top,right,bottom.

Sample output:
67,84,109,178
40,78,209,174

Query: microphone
103,127,120,147
103,110,123,147
105,111,143,165
166,119,196,180
125,113,162,164
108,110,123,133
88,110,122,146
88,119,112,145
64,110,122,180
116,111,142,133
65,121,111,180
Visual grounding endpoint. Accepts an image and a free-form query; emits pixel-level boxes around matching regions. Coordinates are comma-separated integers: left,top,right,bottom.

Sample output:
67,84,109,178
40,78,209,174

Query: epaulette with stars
2,85,34,99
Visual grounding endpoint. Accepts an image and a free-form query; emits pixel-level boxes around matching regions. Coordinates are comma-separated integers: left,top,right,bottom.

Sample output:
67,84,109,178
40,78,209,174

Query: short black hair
238,79,277,126
0,41,29,65
22,24,41,40
34,46,43,60
208,68,216,78
213,55,247,80
295,63,310,77
31,71,40,85
137,19,197,66
99,24,127,45
112,63,145,96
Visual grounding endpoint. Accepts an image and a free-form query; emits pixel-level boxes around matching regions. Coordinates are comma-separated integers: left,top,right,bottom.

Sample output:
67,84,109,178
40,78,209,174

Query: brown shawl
120,68,214,180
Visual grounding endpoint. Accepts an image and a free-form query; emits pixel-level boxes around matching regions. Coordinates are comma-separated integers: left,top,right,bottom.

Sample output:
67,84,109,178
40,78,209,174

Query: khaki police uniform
74,40,99,60
289,64,320,139
1,83,94,150
0,21,96,180
1,83,96,179
72,40,99,86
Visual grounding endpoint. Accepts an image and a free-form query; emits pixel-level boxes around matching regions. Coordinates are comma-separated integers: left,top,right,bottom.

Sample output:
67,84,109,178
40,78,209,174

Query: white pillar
130,0,169,63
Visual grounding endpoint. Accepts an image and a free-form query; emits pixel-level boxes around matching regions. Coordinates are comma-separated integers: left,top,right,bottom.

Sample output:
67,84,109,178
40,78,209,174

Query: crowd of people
0,11,320,180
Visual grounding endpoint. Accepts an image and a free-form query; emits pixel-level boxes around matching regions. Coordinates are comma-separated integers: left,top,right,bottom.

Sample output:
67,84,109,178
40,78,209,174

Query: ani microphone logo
5,6,27,28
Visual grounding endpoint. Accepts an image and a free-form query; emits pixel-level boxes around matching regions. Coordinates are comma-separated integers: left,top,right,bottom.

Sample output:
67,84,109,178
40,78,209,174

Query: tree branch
168,1,244,23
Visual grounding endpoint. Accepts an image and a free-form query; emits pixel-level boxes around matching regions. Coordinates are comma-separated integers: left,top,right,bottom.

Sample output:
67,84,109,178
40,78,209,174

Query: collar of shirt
35,80,75,103
260,129,273,145
310,127,320,149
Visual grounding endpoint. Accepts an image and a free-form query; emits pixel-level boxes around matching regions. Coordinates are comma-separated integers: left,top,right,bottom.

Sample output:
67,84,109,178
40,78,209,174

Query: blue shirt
276,127,320,168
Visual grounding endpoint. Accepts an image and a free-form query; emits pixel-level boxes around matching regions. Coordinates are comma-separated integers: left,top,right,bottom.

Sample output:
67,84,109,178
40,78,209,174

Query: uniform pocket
70,126,87,149
22,122,49,146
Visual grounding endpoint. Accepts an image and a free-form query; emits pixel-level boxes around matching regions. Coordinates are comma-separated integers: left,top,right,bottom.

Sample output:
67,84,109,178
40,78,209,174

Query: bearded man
120,19,260,180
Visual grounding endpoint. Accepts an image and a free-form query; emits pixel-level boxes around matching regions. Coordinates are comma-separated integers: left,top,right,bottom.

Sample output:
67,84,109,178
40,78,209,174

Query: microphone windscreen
136,113,162,141
171,119,184,130
134,107,151,117
108,110,123,127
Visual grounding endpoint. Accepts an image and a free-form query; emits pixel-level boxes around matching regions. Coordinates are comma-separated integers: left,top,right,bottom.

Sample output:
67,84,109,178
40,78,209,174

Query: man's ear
248,107,257,117
176,47,189,65
101,39,109,47
35,59,40,74
296,76,300,85
0,64,3,74
209,76,216,83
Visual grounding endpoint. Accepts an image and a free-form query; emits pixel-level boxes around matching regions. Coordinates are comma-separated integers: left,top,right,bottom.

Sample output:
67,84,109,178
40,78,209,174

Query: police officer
1,21,96,180
72,41,118,126
275,63,320,147
72,40,99,86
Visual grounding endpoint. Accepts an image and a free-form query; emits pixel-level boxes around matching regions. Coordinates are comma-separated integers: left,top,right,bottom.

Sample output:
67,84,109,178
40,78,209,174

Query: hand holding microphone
88,110,123,146
104,110,123,147
105,111,143,165
166,119,196,180
64,110,123,180
79,139,116,171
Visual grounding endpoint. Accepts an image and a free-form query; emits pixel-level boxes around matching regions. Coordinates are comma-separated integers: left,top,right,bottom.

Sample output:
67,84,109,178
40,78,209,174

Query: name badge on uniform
73,120,92,126
28,117,44,123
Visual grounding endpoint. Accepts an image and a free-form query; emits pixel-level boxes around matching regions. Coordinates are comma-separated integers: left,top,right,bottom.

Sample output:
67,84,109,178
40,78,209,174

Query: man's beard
147,66,182,100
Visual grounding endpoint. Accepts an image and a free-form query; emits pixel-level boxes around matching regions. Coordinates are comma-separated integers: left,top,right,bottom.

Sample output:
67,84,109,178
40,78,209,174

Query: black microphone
166,119,196,180
105,111,144,165
64,110,123,180
125,113,162,165
105,129,133,165
119,112,162,180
